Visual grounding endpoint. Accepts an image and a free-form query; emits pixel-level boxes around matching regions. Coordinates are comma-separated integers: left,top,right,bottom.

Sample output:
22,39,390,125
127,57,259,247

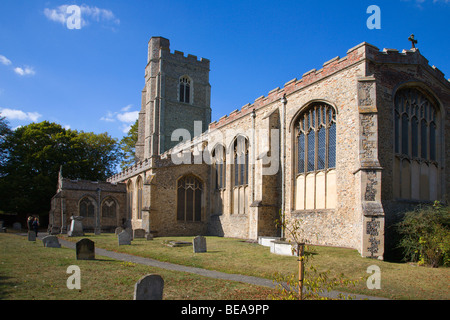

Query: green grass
2,232,449,300
0,233,276,300
59,233,450,300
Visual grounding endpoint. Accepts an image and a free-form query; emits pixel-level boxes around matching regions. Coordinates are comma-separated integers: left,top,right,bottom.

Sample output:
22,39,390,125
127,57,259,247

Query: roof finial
408,34,418,49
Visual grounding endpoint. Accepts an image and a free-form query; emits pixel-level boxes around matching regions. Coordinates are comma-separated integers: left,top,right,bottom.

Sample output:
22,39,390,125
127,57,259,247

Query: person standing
32,217,39,237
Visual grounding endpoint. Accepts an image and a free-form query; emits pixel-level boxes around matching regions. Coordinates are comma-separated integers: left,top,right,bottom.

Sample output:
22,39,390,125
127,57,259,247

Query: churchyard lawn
0,233,275,300
1,232,449,300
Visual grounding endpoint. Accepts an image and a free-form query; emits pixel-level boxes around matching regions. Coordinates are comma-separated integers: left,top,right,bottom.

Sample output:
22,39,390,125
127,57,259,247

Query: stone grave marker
68,216,84,237
118,230,132,246
133,229,146,239
76,238,95,260
42,235,61,248
193,235,207,253
114,227,124,235
28,231,36,241
13,222,21,230
133,274,164,300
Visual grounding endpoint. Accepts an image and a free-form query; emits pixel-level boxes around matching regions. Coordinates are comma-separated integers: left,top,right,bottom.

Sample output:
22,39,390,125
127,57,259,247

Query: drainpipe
280,94,287,239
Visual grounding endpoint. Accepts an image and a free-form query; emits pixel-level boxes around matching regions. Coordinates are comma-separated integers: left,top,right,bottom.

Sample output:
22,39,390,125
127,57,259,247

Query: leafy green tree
0,114,12,168
119,119,138,170
0,121,121,220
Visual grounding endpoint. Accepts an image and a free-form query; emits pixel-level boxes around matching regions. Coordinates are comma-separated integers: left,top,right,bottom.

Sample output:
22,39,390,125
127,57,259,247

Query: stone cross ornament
408,34,418,49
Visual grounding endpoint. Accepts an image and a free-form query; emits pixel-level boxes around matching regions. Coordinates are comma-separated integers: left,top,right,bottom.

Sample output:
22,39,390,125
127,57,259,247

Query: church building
52,36,450,260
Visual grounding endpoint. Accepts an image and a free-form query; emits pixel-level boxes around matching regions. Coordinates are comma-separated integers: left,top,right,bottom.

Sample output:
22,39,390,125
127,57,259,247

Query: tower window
179,76,191,104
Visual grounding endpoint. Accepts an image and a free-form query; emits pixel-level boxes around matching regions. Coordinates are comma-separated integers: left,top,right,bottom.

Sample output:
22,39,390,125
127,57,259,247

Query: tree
0,121,121,220
119,119,138,170
0,114,12,169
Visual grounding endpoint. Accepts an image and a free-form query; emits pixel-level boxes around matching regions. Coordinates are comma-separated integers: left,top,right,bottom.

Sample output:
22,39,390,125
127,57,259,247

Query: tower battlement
147,37,210,69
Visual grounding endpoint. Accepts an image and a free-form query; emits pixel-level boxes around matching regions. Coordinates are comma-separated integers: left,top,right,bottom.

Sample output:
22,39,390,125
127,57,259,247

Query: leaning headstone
133,229,146,239
28,231,36,241
125,227,133,240
134,274,164,300
193,235,207,253
118,230,132,246
68,216,84,237
42,235,61,248
114,227,124,235
13,222,21,230
76,238,95,260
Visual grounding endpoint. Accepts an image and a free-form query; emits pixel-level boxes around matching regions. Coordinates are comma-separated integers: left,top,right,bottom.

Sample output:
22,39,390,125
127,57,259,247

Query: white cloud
117,111,139,123
0,54,35,76
14,66,35,76
100,106,139,133
0,55,12,66
44,4,120,29
121,104,133,112
0,108,42,122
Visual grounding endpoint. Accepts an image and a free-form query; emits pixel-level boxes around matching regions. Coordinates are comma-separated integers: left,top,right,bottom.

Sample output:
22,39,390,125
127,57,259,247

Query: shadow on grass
0,275,20,299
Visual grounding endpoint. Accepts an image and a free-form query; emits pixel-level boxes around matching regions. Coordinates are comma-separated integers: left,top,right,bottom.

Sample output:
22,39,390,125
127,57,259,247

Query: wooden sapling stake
297,243,305,300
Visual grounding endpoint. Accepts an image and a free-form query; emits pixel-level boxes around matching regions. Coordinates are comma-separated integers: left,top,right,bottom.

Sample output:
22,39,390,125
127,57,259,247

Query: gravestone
13,222,21,230
114,227,124,235
68,216,84,237
28,231,36,241
133,274,164,300
133,229,145,239
146,233,153,240
193,235,207,253
42,235,61,248
76,238,95,260
118,230,132,246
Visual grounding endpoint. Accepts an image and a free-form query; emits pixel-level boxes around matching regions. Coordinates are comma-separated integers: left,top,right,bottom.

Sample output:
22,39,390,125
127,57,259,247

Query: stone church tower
135,37,211,160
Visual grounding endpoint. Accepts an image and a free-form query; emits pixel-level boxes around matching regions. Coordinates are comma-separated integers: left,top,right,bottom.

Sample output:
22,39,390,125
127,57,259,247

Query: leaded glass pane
179,83,185,102
421,119,428,159
430,122,436,161
328,123,336,169
317,127,326,170
185,84,190,103
298,133,305,174
401,113,409,155
412,117,418,157
307,131,315,172
395,111,400,153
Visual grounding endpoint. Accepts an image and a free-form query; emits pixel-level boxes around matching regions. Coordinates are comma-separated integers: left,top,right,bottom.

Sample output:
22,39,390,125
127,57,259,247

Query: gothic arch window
177,175,203,222
212,144,226,215
101,197,117,218
212,144,226,190
393,87,440,201
294,102,337,210
136,176,143,220
179,75,192,104
79,196,95,218
126,181,133,220
232,136,249,214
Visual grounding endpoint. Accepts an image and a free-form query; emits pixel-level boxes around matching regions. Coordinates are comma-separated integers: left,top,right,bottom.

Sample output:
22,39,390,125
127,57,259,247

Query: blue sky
0,0,449,142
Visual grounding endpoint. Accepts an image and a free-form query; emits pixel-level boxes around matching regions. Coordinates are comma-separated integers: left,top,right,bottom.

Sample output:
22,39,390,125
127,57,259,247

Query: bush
396,201,450,267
